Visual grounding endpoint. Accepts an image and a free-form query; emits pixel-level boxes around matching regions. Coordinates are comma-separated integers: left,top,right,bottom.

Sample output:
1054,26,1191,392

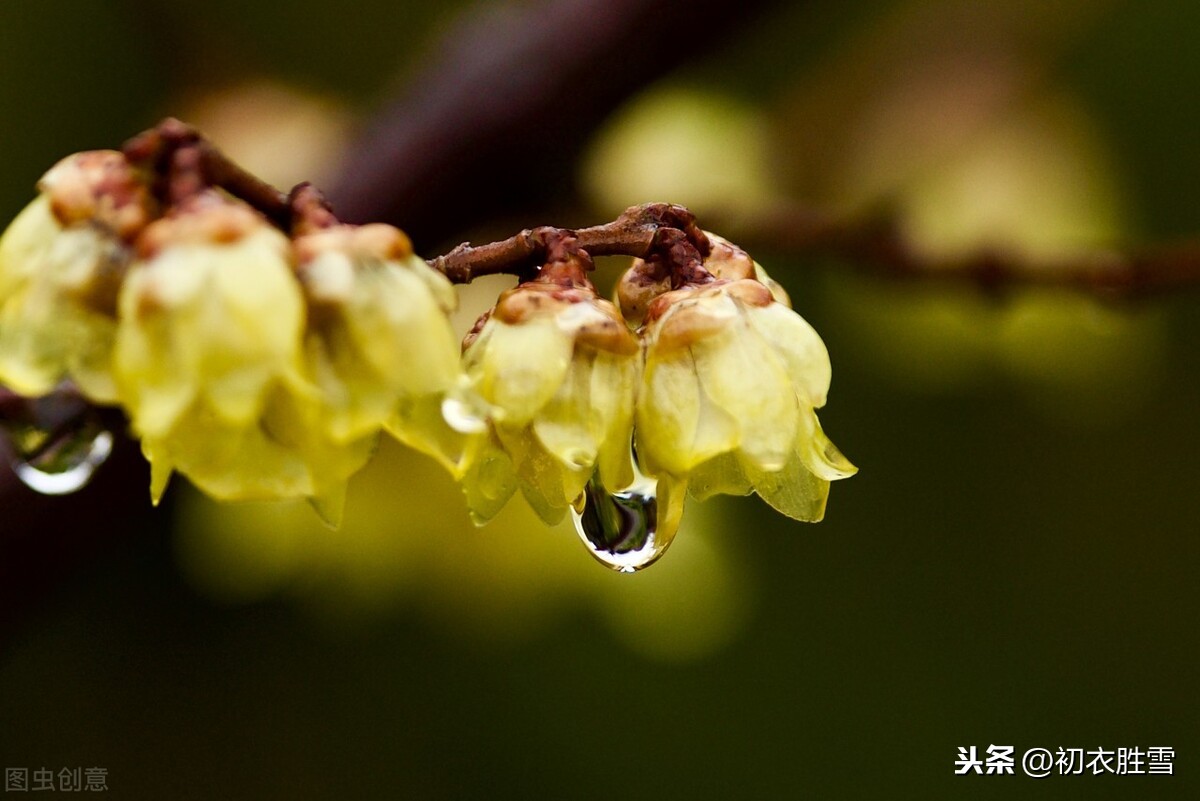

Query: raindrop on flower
441,394,488,434
570,462,675,573
2,393,114,495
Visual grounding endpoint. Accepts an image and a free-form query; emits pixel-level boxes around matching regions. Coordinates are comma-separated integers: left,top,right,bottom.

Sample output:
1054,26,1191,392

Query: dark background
2,1,1198,797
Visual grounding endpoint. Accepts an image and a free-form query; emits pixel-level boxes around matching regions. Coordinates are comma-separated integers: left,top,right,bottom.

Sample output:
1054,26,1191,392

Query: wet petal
532,351,598,469
459,432,518,525
468,316,573,425
796,408,858,481
497,424,588,524
592,350,637,491
743,449,830,522
687,451,754,501
692,317,798,471
745,302,832,408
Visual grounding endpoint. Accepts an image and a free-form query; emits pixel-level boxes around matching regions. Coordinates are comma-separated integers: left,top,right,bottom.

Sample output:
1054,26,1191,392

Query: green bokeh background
2,1,1199,798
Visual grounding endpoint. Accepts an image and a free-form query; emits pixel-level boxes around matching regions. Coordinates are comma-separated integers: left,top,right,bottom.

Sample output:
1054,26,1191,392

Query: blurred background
2,0,1199,797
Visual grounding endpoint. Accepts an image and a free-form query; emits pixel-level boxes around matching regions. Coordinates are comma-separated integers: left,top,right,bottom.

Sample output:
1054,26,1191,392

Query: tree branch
430,202,710,283
726,202,1200,298
325,0,785,249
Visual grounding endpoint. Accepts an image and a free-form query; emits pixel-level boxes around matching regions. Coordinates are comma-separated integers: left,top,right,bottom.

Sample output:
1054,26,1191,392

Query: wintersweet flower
458,255,639,524
293,222,461,451
113,190,371,510
0,151,155,401
632,236,856,521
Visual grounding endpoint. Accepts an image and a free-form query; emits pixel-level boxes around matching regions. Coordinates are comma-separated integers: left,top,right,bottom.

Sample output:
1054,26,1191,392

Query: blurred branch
327,0,784,249
729,202,1200,298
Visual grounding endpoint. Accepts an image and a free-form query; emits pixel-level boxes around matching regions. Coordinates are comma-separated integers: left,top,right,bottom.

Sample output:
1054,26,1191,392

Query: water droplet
2,391,114,495
570,461,680,573
13,421,113,495
441,394,487,434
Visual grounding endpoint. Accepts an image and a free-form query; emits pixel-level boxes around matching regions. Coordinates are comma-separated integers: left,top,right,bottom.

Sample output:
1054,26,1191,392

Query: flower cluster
453,231,856,566
0,138,854,568
0,150,460,521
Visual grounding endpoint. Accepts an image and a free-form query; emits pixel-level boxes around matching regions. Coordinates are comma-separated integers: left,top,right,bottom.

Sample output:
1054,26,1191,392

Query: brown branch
726,202,1200,299
123,118,292,228
430,202,711,284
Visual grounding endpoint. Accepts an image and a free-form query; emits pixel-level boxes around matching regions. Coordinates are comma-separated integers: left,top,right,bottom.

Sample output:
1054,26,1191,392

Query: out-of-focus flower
458,255,639,524
582,85,777,219
631,236,856,521
293,222,461,454
114,191,371,511
180,80,353,191
0,151,155,401
176,436,752,662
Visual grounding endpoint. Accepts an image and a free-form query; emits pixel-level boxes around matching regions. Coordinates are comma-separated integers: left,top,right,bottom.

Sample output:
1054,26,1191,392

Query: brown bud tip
293,223,414,265
645,279,772,352
493,282,588,324
40,150,156,240
462,308,493,351
135,191,267,259
572,297,639,355
616,258,671,328
702,233,756,281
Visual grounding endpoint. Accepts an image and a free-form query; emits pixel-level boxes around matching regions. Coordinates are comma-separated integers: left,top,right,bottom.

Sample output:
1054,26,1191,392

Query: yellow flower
459,274,640,525
293,223,461,452
113,191,371,512
632,237,856,521
0,151,155,401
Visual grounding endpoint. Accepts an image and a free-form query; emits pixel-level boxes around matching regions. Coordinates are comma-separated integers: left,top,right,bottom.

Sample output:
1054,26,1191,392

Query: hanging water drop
1,389,114,495
570,459,682,573
14,425,112,495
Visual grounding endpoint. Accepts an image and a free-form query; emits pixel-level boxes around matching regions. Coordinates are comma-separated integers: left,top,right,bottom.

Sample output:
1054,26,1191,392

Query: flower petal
637,348,738,475
532,350,598,469
466,316,573,426
796,409,858,481
687,451,754,501
592,350,637,491
744,301,832,408
743,449,830,522
692,316,798,471
459,431,518,525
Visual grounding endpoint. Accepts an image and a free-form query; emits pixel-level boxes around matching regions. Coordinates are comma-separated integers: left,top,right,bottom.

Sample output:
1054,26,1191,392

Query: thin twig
430,202,711,283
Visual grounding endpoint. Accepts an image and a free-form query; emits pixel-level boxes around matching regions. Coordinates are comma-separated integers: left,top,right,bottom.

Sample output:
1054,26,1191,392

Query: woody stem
428,203,713,285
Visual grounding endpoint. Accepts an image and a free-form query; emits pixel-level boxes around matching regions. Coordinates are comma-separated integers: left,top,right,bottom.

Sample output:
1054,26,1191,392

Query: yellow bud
635,253,854,522
0,151,155,401
115,191,371,507
294,223,461,447
459,282,639,524
116,192,304,436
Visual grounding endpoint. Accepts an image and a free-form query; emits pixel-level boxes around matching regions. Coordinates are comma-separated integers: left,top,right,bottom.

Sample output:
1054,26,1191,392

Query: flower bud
294,223,461,449
0,151,155,401
459,263,640,525
114,191,370,509
635,242,855,522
